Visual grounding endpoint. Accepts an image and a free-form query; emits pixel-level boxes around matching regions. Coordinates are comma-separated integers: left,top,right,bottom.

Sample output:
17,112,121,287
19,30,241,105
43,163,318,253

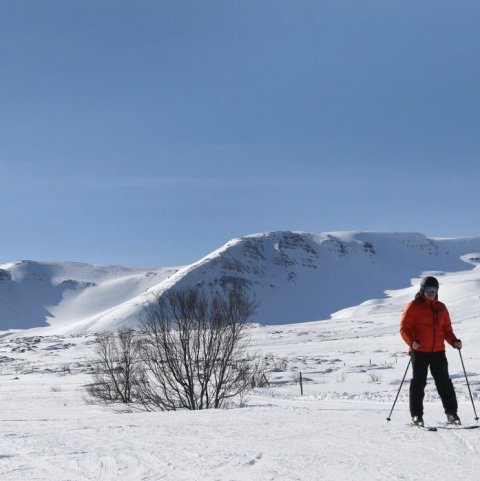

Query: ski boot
412,415,424,427
446,413,461,425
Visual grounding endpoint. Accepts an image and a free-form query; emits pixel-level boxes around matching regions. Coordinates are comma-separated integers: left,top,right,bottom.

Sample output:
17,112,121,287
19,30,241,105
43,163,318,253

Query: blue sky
1,0,479,267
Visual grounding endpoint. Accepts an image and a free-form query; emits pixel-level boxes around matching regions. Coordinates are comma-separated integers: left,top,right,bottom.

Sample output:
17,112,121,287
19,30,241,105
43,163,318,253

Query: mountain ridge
2,231,480,335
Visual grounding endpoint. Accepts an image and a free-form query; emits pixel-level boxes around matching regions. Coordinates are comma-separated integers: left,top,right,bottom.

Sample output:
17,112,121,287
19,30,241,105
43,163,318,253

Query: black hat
421,276,439,289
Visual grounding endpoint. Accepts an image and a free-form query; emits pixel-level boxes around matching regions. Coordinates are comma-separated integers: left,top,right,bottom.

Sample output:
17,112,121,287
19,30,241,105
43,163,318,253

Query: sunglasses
423,287,438,294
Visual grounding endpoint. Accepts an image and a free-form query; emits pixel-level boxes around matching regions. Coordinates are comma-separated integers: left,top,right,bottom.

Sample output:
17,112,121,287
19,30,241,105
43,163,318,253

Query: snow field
1,308,480,481
2,248,480,480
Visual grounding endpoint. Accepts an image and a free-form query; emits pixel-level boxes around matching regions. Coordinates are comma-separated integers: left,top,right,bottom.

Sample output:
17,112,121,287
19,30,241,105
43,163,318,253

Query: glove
454,339,462,350
412,340,421,351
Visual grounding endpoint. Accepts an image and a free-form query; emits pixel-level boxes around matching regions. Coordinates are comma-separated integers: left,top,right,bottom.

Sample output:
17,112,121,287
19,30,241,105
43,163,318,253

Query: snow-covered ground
2,260,480,480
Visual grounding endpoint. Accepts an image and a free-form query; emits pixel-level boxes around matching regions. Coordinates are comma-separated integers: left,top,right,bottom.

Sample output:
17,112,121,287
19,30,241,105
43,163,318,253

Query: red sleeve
442,305,457,346
400,302,415,348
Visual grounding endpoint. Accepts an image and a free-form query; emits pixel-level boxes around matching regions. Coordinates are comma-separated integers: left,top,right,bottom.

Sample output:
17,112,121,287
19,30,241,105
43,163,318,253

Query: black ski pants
410,350,458,417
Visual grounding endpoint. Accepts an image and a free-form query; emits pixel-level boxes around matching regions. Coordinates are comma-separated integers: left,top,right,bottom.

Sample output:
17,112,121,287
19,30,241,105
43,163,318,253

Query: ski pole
458,348,479,421
386,356,411,422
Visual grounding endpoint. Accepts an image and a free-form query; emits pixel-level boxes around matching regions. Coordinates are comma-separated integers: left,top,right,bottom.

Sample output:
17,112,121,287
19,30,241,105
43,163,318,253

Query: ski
409,423,438,431
438,424,480,430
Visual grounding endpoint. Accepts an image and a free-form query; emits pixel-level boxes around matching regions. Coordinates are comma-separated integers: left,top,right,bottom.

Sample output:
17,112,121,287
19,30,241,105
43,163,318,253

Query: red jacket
400,292,457,352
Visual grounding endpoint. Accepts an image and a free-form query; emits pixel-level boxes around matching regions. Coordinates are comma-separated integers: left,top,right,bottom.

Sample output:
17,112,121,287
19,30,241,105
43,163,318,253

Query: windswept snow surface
0,261,180,334
2,260,480,480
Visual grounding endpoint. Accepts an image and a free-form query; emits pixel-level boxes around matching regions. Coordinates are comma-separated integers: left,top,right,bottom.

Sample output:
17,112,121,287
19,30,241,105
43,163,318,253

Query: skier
400,276,463,427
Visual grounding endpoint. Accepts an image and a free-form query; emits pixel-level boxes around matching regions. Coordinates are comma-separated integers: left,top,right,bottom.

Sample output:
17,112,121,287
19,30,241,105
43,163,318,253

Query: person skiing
400,276,463,427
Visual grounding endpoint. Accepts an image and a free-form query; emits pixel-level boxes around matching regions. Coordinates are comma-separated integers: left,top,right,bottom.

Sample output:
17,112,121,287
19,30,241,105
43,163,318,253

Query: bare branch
139,287,257,410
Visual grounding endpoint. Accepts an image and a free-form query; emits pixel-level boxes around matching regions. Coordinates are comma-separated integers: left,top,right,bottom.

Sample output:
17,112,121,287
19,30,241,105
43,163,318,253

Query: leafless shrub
271,356,289,372
61,364,71,375
86,329,144,404
250,362,270,388
137,287,258,411
367,371,383,383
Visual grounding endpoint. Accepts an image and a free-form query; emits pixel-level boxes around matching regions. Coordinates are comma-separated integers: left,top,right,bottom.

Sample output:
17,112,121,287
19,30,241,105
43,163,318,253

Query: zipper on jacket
431,304,437,352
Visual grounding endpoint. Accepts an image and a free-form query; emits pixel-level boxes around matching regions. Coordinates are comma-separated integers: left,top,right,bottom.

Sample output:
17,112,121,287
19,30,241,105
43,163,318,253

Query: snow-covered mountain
0,261,179,334
2,232,480,480
2,231,480,335
2,239,480,480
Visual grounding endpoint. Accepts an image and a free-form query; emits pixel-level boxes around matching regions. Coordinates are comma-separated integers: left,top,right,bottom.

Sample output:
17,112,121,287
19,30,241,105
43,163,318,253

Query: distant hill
0,261,179,333
2,231,480,335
